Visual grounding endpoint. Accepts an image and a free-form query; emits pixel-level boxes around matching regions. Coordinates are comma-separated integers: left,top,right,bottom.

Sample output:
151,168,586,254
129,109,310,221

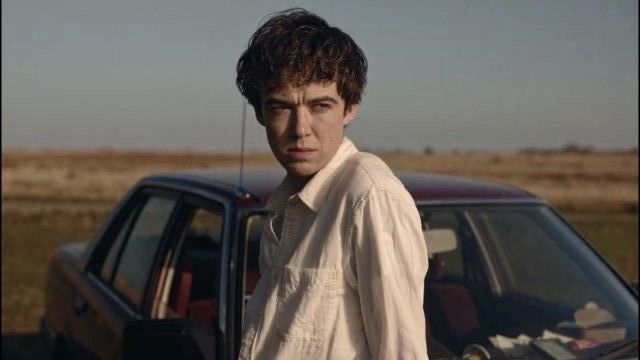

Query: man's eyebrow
264,96,339,106
264,98,294,106
307,96,339,104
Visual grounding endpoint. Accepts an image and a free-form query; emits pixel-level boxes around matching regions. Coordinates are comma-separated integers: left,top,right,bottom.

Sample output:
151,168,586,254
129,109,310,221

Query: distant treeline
362,144,639,155
517,143,639,155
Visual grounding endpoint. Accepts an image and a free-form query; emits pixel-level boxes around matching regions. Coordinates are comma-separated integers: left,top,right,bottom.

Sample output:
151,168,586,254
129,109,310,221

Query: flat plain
2,149,637,336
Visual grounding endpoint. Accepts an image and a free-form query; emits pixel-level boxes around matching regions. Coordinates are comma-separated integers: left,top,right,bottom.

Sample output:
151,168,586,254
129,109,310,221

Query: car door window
161,206,223,333
422,209,465,280
112,196,177,307
420,207,492,354
100,204,139,283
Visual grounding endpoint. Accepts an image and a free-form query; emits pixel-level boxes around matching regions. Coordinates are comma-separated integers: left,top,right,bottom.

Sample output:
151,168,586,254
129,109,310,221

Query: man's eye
269,105,289,114
311,103,331,112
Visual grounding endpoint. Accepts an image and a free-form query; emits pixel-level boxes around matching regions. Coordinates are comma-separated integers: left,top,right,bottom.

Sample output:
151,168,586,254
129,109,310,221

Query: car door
148,193,228,359
72,187,181,359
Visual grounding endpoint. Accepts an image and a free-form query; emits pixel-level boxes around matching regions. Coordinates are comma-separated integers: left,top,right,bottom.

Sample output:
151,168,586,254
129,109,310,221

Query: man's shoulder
337,151,406,199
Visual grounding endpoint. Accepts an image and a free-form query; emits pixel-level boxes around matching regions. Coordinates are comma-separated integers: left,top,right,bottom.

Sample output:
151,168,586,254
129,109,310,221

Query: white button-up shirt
239,138,429,359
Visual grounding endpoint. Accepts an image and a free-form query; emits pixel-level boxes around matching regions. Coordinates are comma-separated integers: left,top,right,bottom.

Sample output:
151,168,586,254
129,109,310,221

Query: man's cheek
267,122,286,137
265,126,280,143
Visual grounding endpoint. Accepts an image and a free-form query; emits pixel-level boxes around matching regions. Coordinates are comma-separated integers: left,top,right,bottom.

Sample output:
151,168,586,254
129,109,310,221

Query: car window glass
100,206,138,282
472,207,610,310
163,207,223,333
419,205,638,357
420,206,494,355
113,196,177,307
422,209,464,279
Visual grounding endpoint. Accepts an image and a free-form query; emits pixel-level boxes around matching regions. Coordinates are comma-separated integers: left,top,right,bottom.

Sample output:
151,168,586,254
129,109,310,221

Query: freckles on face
259,82,357,178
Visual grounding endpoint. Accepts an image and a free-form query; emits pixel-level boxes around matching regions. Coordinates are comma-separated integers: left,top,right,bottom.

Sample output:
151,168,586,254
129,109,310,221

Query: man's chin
283,162,319,178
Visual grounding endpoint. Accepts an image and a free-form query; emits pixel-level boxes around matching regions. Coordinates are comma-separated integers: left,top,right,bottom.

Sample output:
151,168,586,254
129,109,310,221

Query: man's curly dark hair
236,8,368,116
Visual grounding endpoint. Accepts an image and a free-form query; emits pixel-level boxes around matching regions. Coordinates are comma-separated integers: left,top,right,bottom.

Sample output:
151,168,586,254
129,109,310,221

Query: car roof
146,166,542,207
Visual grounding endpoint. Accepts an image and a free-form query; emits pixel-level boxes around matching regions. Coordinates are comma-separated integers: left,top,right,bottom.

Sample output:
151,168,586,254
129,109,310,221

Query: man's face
259,81,357,179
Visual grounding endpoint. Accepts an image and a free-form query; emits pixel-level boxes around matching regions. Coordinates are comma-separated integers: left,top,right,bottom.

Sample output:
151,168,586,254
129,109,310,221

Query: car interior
424,232,482,353
168,229,220,332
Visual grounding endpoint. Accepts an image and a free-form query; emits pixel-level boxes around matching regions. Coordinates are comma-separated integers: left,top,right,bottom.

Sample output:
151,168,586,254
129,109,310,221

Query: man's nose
291,106,311,137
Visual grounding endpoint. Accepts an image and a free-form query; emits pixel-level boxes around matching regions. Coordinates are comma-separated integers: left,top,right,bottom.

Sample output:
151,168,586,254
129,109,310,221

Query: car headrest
424,228,457,259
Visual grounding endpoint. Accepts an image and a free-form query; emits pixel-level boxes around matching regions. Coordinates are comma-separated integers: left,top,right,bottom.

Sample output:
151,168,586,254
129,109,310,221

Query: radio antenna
239,100,247,187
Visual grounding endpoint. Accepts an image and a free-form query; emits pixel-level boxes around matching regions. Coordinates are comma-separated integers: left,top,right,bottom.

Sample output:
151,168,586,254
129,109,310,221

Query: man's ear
343,104,358,127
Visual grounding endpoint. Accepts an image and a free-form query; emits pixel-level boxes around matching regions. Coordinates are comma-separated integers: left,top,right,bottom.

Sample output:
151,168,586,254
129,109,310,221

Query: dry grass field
2,149,638,338
3,149,637,212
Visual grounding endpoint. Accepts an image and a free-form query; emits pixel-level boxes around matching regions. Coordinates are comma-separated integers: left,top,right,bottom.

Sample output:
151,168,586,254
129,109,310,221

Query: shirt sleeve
351,187,429,359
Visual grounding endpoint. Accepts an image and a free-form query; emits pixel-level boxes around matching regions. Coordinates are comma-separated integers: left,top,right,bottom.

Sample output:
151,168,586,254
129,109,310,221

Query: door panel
72,190,179,359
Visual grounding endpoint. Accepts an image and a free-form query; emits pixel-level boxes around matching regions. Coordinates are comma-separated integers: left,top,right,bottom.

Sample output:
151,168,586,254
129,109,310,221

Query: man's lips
286,147,316,159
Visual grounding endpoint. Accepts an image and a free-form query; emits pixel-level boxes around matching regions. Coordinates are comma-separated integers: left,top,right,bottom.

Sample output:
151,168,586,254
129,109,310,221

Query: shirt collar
298,137,358,212
266,137,359,213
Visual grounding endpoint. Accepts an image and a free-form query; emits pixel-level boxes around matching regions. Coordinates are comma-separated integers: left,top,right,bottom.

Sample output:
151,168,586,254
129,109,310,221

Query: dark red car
41,167,638,359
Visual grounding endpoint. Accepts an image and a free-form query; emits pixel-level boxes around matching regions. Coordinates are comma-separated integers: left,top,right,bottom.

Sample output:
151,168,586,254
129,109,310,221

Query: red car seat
425,254,480,341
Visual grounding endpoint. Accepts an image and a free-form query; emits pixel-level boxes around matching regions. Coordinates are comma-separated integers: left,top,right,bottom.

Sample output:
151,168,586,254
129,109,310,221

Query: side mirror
424,228,457,258
121,319,213,360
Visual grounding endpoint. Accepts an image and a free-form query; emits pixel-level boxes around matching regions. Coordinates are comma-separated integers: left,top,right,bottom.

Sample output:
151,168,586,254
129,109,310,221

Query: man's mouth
286,147,316,159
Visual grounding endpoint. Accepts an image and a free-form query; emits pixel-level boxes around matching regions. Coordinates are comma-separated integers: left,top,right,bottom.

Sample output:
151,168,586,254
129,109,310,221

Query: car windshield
420,204,638,359
242,204,638,359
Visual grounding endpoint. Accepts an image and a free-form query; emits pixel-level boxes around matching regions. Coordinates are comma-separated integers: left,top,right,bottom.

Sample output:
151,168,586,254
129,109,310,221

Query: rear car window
112,197,177,306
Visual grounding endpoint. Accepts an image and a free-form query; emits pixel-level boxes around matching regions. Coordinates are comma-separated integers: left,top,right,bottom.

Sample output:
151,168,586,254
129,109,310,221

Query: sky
2,0,638,152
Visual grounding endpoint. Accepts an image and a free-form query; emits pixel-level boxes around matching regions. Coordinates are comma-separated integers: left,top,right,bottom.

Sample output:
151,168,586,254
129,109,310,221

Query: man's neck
288,175,312,193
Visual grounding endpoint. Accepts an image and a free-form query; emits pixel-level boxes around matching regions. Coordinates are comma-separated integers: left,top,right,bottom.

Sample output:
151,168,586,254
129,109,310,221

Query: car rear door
72,187,181,359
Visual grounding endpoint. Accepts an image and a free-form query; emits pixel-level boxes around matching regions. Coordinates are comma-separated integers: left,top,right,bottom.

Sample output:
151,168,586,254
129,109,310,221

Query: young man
236,8,429,359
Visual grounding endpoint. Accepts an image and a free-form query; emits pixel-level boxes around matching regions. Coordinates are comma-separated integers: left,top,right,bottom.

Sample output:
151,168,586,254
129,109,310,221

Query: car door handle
73,296,88,315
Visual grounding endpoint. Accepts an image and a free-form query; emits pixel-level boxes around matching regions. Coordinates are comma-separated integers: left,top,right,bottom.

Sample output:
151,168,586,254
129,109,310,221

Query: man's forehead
261,81,342,102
